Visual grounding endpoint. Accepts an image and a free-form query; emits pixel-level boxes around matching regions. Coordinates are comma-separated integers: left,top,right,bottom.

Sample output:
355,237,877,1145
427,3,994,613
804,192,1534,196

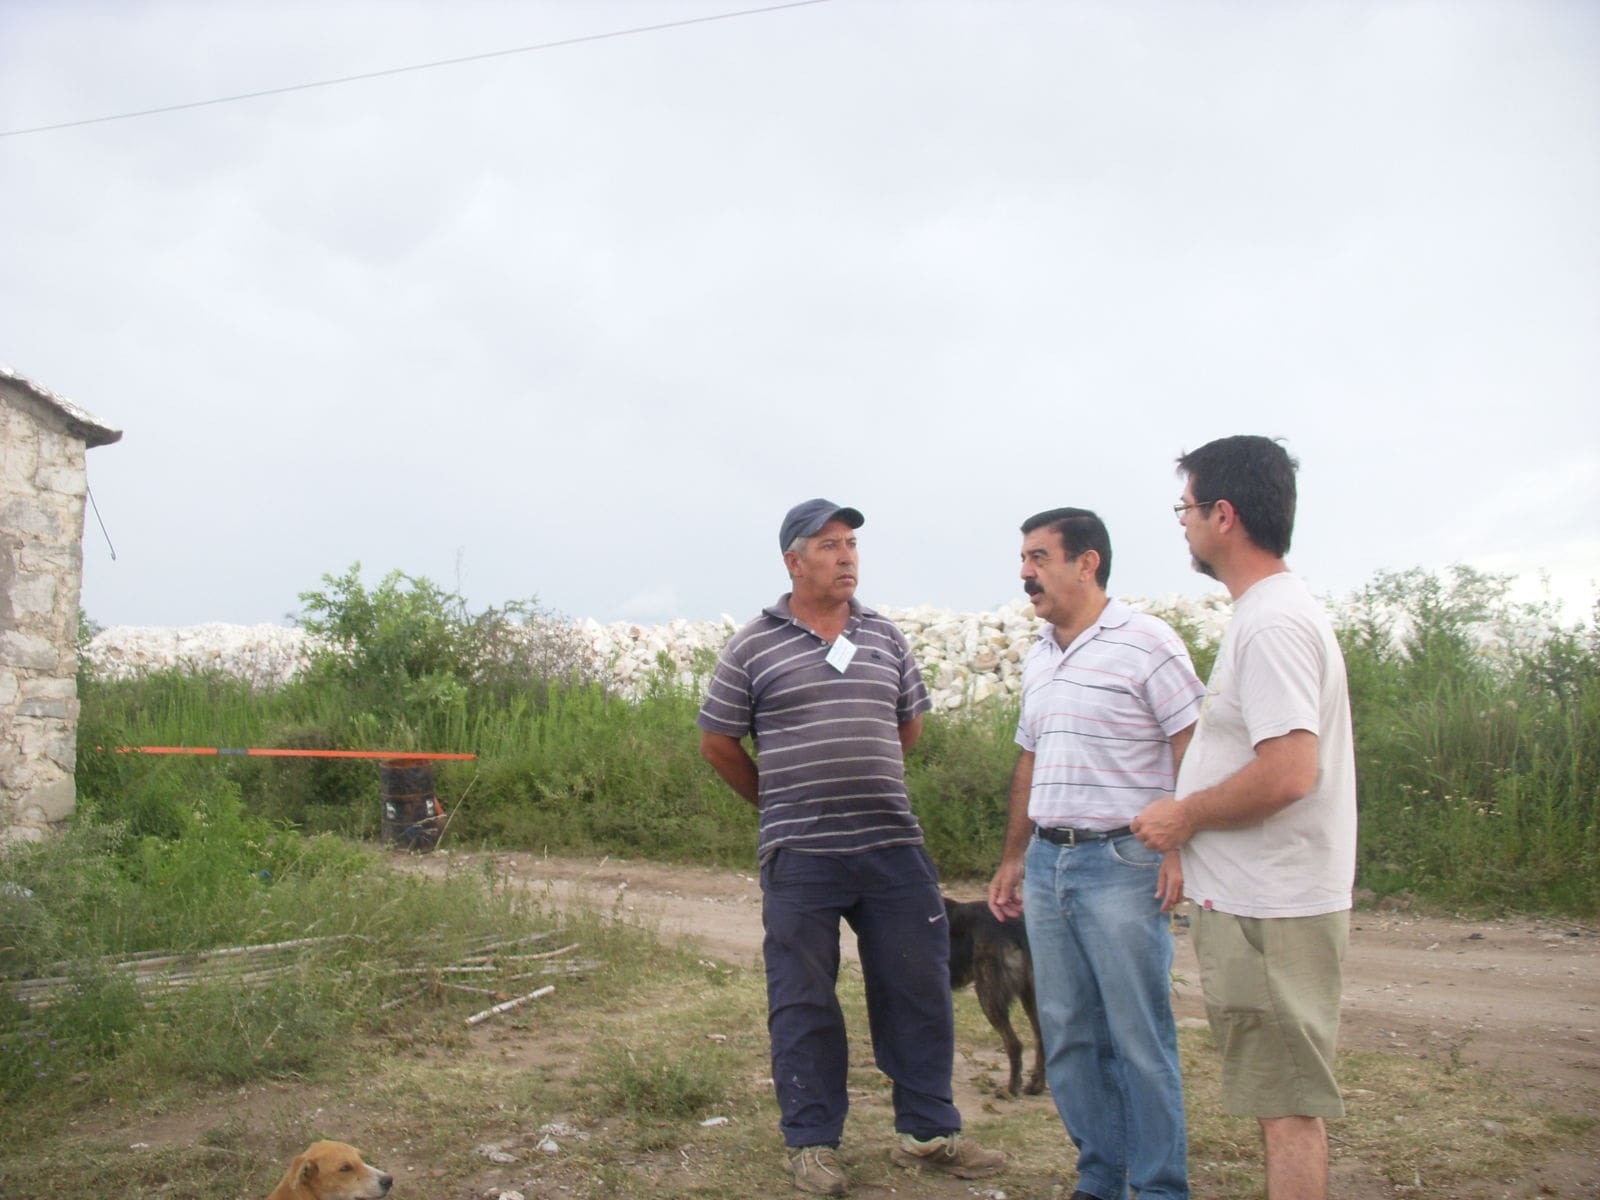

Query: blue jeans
1024,832,1188,1200
761,844,961,1148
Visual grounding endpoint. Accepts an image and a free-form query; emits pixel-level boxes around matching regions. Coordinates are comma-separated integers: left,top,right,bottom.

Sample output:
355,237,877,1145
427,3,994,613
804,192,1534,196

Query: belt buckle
1063,828,1079,846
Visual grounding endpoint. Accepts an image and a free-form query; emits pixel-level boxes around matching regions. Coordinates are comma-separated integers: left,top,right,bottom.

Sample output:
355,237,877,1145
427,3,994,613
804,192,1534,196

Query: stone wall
0,383,90,845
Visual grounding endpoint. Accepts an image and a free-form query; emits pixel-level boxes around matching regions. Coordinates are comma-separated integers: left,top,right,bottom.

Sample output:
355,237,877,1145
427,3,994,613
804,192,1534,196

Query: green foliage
1341,568,1600,913
454,677,757,864
297,564,473,717
1144,599,1220,681
73,563,1600,915
75,609,103,658
906,699,1019,878
78,563,611,834
4,765,311,971
296,562,599,721
0,804,561,1111
588,1042,731,1120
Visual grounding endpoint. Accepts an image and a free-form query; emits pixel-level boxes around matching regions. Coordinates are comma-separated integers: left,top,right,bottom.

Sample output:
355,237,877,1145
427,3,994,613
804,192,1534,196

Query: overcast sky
3,0,1596,631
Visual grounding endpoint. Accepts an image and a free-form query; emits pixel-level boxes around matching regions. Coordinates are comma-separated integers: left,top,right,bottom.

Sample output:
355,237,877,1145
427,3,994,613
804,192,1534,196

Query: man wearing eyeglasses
1131,436,1357,1200
987,506,1205,1200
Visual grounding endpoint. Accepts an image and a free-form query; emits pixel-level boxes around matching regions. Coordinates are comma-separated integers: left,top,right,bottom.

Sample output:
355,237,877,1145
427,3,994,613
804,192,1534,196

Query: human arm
1149,721,1195,909
698,730,760,809
1130,728,1319,852
890,620,933,758
1168,722,1194,773
986,750,1035,922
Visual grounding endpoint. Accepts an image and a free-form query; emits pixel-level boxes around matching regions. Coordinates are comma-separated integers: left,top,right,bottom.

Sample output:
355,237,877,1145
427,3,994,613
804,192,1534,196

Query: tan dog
267,1141,393,1200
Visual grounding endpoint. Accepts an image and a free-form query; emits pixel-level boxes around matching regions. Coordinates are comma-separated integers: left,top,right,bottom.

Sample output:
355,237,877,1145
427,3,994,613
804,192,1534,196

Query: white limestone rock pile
574,615,738,696
881,600,1040,709
85,623,320,689
84,594,1236,711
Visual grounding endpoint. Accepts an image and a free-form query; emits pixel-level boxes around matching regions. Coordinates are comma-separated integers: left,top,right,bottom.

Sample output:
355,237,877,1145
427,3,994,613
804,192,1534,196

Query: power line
0,0,832,139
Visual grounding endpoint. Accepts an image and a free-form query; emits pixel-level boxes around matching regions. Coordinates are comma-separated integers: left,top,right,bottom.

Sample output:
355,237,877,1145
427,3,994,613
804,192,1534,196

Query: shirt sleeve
890,624,933,724
1144,632,1207,738
1235,622,1324,746
696,642,754,738
1014,715,1035,753
1014,643,1039,752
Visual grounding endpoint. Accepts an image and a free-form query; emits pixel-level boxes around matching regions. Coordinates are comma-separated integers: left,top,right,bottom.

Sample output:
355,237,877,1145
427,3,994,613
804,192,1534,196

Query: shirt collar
1033,596,1133,647
765,593,872,628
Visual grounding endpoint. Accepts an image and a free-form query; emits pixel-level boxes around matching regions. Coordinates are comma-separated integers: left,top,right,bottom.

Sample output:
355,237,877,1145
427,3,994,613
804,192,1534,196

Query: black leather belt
1035,823,1133,847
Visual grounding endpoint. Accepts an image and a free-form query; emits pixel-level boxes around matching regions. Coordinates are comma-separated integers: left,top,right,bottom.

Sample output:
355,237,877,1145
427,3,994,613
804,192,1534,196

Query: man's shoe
787,1145,847,1195
890,1132,1006,1178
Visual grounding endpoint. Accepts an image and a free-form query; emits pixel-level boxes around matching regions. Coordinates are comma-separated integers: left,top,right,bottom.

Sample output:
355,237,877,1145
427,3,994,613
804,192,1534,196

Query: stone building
1,365,121,844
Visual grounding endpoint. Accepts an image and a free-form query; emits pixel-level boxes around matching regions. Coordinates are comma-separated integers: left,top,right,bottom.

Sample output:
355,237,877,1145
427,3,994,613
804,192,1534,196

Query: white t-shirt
1177,573,1356,918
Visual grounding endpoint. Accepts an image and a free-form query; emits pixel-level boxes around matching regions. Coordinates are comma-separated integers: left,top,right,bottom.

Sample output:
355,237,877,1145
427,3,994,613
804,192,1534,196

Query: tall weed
73,563,1599,914
906,699,1019,878
1342,568,1599,912
0,808,557,1110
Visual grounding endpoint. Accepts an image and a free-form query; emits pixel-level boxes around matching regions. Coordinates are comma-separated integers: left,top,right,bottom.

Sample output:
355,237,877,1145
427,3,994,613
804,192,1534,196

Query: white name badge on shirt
825,634,858,673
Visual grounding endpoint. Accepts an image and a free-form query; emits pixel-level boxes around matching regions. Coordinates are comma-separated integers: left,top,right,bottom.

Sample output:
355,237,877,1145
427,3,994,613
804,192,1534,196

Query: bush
1341,568,1600,913
907,699,1018,878
296,563,600,721
73,562,1599,914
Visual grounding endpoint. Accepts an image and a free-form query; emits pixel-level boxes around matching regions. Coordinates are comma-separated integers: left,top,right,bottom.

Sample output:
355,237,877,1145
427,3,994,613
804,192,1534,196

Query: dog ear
297,1155,319,1185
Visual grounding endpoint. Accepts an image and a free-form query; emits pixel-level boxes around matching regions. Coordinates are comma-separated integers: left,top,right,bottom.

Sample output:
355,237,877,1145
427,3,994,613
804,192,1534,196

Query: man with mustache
698,499,1005,1196
1131,437,1356,1200
987,507,1204,1200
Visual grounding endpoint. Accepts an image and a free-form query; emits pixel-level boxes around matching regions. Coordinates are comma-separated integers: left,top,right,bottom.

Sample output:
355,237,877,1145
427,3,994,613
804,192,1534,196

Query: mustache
1023,580,1043,596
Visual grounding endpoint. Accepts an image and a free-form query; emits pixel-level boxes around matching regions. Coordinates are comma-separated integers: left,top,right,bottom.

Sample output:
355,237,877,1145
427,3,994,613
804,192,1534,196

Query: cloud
2,1,1596,629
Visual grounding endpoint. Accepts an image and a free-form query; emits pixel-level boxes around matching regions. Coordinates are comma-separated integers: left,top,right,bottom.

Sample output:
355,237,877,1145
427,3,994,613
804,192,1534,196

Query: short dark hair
1020,507,1111,588
1176,435,1299,557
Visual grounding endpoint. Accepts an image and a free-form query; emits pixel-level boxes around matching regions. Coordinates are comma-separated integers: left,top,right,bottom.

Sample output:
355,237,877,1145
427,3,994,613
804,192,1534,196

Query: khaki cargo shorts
1192,907,1349,1119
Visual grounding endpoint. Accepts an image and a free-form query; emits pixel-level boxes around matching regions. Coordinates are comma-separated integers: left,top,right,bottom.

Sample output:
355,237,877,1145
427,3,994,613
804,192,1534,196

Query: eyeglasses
1172,500,1216,521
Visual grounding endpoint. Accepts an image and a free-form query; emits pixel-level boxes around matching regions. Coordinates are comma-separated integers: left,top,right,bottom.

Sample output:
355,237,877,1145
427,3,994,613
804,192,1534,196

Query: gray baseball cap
779,498,864,550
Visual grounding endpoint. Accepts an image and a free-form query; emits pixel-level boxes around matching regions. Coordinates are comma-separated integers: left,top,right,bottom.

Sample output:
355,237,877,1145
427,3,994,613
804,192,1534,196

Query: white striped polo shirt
697,594,932,862
1016,598,1205,831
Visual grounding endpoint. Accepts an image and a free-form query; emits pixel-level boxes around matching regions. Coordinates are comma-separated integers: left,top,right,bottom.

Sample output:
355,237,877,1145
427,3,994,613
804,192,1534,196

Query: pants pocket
1108,833,1161,869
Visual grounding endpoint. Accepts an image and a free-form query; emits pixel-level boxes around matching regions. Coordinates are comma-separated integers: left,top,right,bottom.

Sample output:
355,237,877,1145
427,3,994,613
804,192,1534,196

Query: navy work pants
760,844,961,1148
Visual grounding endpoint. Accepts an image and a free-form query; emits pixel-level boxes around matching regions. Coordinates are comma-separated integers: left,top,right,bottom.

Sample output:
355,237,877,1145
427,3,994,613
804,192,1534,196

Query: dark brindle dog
944,897,1046,1098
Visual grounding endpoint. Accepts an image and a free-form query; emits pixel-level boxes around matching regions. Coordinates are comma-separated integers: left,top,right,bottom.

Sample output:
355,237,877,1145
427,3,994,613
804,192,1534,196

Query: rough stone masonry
1,367,120,844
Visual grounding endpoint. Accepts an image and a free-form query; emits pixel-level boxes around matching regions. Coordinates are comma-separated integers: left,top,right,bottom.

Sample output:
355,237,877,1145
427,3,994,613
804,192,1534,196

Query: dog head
282,1141,392,1200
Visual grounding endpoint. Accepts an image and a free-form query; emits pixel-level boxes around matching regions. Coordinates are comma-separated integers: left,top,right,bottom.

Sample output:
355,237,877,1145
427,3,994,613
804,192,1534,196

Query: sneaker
787,1144,847,1195
890,1132,1006,1178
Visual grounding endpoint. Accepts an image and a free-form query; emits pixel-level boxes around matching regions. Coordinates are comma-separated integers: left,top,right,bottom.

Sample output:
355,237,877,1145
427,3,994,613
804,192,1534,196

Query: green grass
588,1041,733,1121
2,874,1591,1198
0,790,568,1115
1338,568,1600,914
9,551,1595,1196
73,561,1600,916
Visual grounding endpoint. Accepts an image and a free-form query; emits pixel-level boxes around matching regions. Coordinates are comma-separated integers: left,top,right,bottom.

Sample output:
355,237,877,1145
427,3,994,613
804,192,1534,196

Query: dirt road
408,849,1600,1108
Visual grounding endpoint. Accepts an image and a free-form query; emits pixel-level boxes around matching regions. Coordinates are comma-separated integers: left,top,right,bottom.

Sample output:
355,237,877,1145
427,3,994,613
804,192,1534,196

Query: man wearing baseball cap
698,499,1005,1195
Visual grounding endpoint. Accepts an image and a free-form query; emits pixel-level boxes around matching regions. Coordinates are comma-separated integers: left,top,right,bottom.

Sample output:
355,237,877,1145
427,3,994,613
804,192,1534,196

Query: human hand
1130,796,1191,853
1155,852,1184,913
987,860,1025,922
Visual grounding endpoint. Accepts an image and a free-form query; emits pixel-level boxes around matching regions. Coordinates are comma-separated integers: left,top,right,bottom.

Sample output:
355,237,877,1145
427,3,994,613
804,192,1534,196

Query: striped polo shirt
1016,598,1205,831
697,594,933,862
